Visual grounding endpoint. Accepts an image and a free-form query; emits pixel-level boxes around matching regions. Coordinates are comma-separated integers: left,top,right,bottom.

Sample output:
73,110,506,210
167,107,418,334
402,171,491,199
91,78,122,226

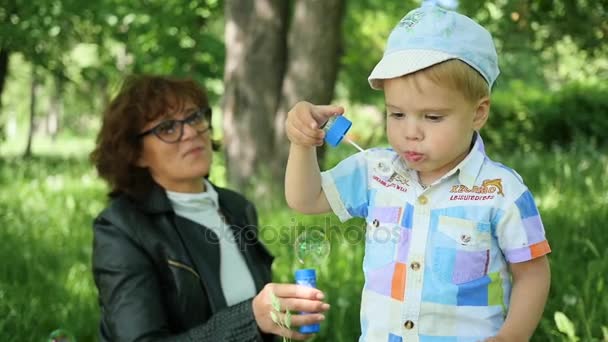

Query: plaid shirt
321,134,551,342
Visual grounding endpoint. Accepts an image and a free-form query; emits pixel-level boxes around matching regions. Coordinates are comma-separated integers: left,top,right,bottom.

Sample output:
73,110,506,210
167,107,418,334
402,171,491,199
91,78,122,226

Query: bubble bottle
293,230,330,334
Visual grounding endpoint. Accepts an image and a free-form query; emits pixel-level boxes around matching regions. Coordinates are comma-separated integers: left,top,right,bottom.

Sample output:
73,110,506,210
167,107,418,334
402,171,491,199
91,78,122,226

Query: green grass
0,156,103,341
0,142,606,341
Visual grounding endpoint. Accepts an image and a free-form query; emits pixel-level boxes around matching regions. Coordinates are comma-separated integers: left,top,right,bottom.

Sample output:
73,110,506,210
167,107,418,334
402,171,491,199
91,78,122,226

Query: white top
166,180,257,306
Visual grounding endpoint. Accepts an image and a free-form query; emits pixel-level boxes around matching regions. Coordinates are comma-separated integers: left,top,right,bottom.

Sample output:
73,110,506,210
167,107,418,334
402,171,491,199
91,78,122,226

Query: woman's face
137,101,213,193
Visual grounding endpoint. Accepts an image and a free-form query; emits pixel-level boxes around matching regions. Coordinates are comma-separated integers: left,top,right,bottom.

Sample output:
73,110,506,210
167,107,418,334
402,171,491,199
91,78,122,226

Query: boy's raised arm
284,101,344,214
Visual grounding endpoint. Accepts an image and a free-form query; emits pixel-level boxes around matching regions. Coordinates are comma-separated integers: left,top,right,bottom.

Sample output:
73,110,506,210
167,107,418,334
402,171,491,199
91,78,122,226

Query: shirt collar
391,132,486,188
165,179,219,211
456,133,486,188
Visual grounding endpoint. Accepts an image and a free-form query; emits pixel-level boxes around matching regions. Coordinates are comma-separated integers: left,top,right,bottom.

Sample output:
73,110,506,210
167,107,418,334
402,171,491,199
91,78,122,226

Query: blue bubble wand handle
323,115,364,152
294,269,320,334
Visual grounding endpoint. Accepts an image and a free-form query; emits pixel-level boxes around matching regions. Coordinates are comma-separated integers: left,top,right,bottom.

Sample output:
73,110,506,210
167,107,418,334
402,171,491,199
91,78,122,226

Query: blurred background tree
1,0,607,341
222,0,345,196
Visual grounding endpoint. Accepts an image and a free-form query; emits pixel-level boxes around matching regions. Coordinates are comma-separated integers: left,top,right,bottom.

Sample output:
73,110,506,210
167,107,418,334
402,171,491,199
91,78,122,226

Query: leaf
270,311,280,325
601,326,608,341
554,311,577,340
284,310,292,329
270,291,281,312
582,238,600,258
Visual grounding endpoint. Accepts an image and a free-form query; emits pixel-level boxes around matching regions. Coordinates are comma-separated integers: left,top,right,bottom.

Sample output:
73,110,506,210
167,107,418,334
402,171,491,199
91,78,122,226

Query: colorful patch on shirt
488,271,504,308
530,240,551,258
432,246,457,283
371,207,402,224
515,190,539,218
388,333,403,342
452,249,489,284
457,275,490,306
400,203,414,229
522,215,545,244
365,262,397,297
505,240,551,262
364,226,399,270
391,262,407,301
396,229,412,263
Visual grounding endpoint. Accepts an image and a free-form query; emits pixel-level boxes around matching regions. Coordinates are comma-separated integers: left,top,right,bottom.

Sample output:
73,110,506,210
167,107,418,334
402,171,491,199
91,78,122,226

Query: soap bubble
294,230,330,265
48,329,76,342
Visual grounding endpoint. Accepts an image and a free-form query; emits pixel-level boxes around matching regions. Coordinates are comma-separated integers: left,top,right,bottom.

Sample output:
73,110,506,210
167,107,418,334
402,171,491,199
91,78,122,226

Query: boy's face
383,73,489,185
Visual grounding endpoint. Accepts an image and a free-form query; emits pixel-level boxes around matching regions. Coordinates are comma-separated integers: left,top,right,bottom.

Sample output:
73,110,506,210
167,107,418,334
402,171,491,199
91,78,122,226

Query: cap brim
368,49,456,90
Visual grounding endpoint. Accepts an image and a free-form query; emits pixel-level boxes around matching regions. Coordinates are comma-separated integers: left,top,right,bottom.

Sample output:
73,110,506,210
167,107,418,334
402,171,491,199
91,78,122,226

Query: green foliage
554,312,578,341
1,0,98,72
0,156,103,342
0,0,226,146
483,80,548,152
485,81,608,153
96,0,225,90
538,83,608,146
338,0,417,105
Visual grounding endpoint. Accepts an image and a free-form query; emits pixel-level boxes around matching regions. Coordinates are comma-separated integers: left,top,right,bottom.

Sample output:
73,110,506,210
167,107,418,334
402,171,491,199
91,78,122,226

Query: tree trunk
222,0,289,195
274,0,345,173
24,67,39,158
0,49,8,109
47,76,63,141
223,0,345,199
0,49,9,144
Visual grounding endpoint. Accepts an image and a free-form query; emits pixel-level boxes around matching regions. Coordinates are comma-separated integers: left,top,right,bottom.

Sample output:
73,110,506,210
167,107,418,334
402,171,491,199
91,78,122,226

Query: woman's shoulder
213,184,252,206
94,193,145,232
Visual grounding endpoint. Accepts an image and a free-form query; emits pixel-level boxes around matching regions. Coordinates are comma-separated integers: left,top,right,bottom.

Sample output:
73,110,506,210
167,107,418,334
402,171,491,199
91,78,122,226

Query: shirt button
418,196,428,205
403,320,414,329
410,261,421,271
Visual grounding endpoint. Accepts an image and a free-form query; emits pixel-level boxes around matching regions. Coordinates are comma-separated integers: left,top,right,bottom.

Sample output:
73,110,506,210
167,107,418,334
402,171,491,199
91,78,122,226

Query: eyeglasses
138,107,211,144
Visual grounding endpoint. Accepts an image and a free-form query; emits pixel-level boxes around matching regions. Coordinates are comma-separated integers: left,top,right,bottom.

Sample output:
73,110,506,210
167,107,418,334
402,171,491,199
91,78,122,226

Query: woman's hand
252,283,330,340
285,101,344,147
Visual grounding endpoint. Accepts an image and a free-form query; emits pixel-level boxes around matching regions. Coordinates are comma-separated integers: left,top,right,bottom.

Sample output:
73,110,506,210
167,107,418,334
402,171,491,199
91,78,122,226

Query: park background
0,0,606,341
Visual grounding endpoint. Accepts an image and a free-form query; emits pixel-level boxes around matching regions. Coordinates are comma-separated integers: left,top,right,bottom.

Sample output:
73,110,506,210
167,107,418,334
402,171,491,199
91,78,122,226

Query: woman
90,75,329,341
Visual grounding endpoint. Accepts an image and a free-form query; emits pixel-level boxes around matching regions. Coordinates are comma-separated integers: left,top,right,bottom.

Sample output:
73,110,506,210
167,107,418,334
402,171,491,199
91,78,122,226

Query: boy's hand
286,101,344,147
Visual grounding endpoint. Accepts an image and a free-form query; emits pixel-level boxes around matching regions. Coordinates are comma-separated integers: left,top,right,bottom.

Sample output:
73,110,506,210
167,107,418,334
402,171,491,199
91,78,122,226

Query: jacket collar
134,180,173,214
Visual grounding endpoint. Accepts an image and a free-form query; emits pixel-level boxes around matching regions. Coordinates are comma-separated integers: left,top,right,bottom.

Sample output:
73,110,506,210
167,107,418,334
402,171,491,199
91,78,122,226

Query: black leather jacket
92,182,276,341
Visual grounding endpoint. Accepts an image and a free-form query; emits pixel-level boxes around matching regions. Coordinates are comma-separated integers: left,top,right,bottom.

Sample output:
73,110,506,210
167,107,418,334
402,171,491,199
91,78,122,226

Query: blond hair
412,59,489,103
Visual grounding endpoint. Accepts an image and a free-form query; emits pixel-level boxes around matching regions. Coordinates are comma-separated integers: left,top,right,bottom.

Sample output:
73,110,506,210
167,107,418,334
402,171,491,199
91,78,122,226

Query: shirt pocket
433,216,491,284
362,206,403,272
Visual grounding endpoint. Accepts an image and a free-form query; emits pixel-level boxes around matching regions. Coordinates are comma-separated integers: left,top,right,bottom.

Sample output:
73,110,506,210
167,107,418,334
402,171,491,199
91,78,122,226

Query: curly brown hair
90,74,219,198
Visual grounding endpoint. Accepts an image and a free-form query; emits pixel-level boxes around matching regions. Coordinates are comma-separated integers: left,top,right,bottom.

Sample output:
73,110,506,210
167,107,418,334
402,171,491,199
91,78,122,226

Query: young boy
284,3,551,342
